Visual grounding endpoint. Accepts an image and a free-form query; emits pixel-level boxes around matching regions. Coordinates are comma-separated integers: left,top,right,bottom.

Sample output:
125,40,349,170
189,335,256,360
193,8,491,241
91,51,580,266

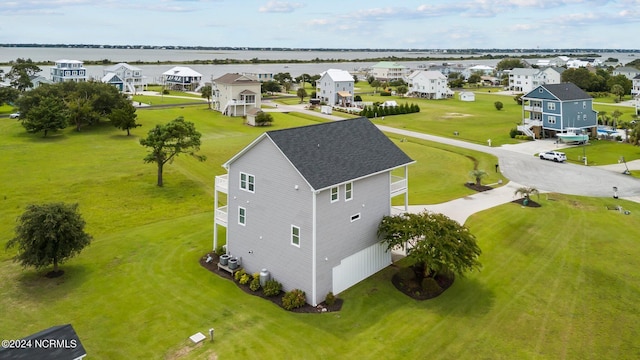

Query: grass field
1,105,640,359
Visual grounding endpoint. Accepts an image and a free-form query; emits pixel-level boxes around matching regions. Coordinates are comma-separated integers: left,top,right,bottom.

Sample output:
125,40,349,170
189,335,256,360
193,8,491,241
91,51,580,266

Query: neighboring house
370,61,408,81
520,83,598,139
0,324,87,360
213,117,414,305
29,74,52,88
632,74,640,97
162,66,202,91
481,76,501,86
406,70,453,99
459,91,475,101
462,65,494,79
315,69,354,106
612,66,640,81
103,63,146,93
242,69,274,82
101,72,124,91
509,68,542,93
212,73,262,116
539,67,565,85
50,59,87,83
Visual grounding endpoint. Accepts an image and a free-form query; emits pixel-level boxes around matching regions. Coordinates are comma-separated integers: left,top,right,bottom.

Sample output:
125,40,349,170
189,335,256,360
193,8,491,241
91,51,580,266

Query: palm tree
469,169,487,186
611,110,623,129
514,186,539,200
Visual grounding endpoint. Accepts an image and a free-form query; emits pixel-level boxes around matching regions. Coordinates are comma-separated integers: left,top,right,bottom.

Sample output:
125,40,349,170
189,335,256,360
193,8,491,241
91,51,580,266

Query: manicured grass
131,94,207,105
2,105,639,359
1,103,17,114
561,139,640,165
361,92,523,147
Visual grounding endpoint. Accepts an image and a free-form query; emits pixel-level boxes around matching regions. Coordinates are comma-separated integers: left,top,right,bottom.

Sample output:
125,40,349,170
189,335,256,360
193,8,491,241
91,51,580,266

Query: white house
613,66,640,81
462,65,494,79
103,63,146,93
459,91,475,101
28,75,52,89
370,61,408,81
315,69,354,106
212,73,262,117
632,75,640,97
50,59,87,83
539,67,565,85
213,118,414,305
406,70,453,99
162,66,202,91
242,69,274,82
509,68,542,93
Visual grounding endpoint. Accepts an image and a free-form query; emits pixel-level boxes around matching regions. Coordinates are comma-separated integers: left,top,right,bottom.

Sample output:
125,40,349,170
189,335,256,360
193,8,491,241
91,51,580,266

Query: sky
0,0,639,49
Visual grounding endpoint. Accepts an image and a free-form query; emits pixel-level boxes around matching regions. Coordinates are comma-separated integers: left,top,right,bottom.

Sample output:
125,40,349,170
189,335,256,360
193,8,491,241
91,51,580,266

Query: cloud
258,1,304,13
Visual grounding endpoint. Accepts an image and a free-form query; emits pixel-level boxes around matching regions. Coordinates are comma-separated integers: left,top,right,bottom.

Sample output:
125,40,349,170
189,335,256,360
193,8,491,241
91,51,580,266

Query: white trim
312,191,317,306
291,225,300,247
239,172,255,193
330,186,339,203
345,182,353,201
238,206,246,226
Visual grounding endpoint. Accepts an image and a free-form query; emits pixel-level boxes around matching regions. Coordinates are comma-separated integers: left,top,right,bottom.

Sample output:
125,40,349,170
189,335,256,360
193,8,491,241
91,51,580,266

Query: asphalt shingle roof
266,117,414,190
0,324,87,360
543,83,592,101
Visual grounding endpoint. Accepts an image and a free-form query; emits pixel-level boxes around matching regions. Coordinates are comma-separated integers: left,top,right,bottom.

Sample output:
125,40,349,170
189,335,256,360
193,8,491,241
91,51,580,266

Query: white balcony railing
215,174,228,193
215,206,228,227
390,176,407,197
523,119,543,127
524,105,542,112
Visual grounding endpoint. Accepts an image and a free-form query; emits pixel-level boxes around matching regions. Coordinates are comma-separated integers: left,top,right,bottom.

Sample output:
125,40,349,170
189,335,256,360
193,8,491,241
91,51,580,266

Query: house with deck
632,75,640,97
213,118,414,305
520,83,597,139
406,70,453,99
509,68,542,93
370,61,408,81
612,66,640,81
50,59,87,83
162,66,202,91
211,73,262,117
103,63,146,93
315,69,354,106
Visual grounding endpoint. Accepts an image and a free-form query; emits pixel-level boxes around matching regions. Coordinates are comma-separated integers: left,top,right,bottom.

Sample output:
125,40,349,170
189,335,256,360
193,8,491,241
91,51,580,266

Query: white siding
332,242,391,295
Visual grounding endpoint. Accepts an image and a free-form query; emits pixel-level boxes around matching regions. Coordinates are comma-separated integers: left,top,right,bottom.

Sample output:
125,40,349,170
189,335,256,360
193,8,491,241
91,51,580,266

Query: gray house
213,118,414,305
520,83,598,138
0,324,87,359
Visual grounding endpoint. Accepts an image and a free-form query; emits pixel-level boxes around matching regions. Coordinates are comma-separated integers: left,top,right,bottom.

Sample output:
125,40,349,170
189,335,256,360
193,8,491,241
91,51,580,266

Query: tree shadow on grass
13,264,91,302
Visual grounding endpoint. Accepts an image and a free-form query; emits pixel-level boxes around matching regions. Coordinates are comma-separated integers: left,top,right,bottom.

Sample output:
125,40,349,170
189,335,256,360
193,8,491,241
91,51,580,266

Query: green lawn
131,95,207,106
1,105,639,359
561,139,640,165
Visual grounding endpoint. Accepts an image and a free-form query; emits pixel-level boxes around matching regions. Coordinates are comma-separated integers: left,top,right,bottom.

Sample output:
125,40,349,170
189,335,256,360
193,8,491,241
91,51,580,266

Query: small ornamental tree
200,85,212,108
378,211,481,279
469,169,488,186
140,117,206,187
6,203,92,274
297,88,307,103
494,101,504,111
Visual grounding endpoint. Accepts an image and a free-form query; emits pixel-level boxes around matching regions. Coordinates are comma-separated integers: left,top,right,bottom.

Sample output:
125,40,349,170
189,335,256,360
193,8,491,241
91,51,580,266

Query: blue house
213,118,414,305
520,83,598,139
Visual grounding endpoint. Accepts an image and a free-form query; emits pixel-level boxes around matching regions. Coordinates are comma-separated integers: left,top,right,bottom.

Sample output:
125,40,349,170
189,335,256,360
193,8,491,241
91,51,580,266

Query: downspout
312,190,318,306
213,183,218,251
404,166,409,212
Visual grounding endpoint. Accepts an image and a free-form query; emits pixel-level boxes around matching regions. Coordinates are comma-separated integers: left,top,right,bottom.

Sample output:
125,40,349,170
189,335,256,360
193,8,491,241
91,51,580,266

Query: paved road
267,101,640,201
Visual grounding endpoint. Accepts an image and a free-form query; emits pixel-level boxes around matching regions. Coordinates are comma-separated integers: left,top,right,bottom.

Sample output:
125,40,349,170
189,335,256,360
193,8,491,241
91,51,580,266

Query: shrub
282,289,306,310
239,273,252,285
214,245,225,256
380,91,392,96
494,101,504,111
162,89,170,95
249,277,261,291
262,279,282,297
509,128,519,138
398,267,416,281
325,292,336,306
234,268,246,282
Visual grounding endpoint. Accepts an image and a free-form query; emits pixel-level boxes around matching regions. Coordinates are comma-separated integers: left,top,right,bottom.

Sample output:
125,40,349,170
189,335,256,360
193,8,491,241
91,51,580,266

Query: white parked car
9,112,20,119
539,151,567,162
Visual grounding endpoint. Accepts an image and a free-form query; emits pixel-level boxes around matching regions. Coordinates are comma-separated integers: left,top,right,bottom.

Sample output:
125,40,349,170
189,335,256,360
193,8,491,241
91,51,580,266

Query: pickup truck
539,151,567,162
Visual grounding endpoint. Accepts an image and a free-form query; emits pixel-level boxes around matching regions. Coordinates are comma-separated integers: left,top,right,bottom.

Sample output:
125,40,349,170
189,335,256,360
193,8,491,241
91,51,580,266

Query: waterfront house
509,68,541,93
520,83,597,139
162,66,202,91
242,69,274,82
315,69,354,106
632,74,640,97
28,74,52,89
370,61,408,81
613,66,640,81
103,63,146,93
406,70,453,99
50,59,87,83
213,117,414,305
100,72,124,91
212,73,262,117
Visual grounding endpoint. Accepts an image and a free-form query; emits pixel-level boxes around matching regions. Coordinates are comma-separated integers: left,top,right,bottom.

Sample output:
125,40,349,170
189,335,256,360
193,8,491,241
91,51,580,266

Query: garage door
332,242,391,295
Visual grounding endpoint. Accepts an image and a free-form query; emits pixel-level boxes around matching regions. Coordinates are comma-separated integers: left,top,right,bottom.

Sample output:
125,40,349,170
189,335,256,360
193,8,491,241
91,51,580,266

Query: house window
350,213,361,222
238,207,246,226
548,102,556,110
583,101,587,109
331,186,339,203
548,116,556,124
291,225,300,247
345,182,353,201
240,172,255,193
583,114,587,121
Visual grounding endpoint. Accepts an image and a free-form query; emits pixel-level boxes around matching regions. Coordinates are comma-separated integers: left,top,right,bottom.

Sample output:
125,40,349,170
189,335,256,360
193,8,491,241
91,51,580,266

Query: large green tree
6,58,41,92
496,58,525,71
6,203,92,273
296,88,307,103
140,117,206,187
110,102,140,135
0,86,20,106
378,211,482,278
607,74,632,97
21,95,68,136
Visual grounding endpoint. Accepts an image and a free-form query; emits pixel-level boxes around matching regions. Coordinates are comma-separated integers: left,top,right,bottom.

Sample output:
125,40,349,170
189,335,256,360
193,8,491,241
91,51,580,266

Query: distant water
1,47,636,83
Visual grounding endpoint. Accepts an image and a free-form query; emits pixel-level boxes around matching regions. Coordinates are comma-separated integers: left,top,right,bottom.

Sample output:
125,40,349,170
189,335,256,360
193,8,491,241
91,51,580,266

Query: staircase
518,125,535,139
